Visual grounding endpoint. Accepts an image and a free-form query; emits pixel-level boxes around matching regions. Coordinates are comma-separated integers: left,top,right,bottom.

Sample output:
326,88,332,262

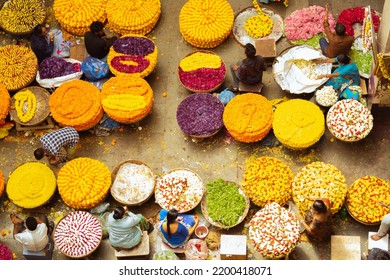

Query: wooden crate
115,231,150,258
331,235,361,260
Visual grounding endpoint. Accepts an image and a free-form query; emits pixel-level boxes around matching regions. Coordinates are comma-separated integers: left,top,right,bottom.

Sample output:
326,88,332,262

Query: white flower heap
315,86,338,107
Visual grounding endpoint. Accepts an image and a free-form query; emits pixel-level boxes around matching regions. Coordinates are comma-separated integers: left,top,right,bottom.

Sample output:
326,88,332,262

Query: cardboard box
220,235,247,260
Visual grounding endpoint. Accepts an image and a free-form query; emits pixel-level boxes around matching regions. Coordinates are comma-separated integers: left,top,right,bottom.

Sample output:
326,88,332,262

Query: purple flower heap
0,243,12,260
176,93,224,137
39,57,80,79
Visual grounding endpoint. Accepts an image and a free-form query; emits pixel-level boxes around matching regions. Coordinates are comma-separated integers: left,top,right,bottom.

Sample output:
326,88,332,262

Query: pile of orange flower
292,162,347,215
179,0,234,48
101,76,154,123
53,0,107,36
49,80,103,131
0,84,10,123
57,158,111,209
273,99,324,149
0,169,4,197
106,0,161,35
223,93,273,143
346,176,390,224
242,157,294,207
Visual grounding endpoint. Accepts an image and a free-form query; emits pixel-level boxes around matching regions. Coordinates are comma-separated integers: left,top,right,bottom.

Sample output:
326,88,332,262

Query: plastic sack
185,239,208,260
153,250,180,260
218,88,236,106
81,56,109,81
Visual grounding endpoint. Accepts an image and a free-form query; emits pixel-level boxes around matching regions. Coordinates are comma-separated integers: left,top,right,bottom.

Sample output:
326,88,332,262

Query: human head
34,148,45,160
90,21,105,35
313,200,328,214
244,43,256,58
113,206,125,220
166,209,178,237
335,22,346,36
26,217,38,231
33,24,48,36
336,54,350,64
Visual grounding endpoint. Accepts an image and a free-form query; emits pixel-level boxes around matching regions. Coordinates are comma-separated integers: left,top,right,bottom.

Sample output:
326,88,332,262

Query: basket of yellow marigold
0,83,11,124
49,80,103,131
272,99,325,150
107,34,158,78
242,156,294,207
179,0,234,48
53,0,107,36
6,162,56,209
0,169,5,198
223,93,273,143
57,158,111,210
106,0,161,35
101,76,154,124
346,176,390,225
292,161,347,215
0,45,37,92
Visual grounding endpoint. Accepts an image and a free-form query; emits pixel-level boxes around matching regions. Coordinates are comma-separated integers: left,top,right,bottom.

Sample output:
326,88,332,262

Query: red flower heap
337,7,380,36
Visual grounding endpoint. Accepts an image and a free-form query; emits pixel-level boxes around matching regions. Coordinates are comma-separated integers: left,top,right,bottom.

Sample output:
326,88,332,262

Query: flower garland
245,1,273,39
377,53,390,81
223,93,273,143
361,7,373,53
0,83,10,123
49,80,103,131
337,7,380,36
0,243,13,260
106,0,161,35
0,169,4,198
179,0,234,48
272,99,325,149
101,76,154,123
14,89,37,123
57,158,111,209
292,161,347,215
242,157,294,207
6,162,57,209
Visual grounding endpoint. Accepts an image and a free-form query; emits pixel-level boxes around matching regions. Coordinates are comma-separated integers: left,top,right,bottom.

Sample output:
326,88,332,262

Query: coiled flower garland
244,0,273,39
0,83,10,123
14,89,37,123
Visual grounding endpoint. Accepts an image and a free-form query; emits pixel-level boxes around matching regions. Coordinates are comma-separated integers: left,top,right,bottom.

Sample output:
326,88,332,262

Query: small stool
161,242,186,254
115,231,150,258
331,235,361,260
23,237,54,260
238,82,264,93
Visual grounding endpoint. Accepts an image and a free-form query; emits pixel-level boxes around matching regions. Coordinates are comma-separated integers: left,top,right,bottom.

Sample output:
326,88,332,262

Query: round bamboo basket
345,202,381,226
110,160,156,206
188,127,222,140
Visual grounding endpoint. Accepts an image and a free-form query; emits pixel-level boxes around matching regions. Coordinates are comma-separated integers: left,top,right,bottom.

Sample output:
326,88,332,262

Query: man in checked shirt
34,127,79,166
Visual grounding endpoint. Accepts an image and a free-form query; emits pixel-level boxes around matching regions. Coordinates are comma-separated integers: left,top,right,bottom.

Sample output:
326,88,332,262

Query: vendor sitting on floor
84,21,117,61
157,208,198,249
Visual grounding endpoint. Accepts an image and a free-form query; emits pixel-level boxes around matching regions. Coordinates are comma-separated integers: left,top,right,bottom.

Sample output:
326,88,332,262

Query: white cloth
14,224,49,252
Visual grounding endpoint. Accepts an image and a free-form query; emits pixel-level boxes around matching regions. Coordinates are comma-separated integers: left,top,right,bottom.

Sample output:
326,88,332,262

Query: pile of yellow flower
106,0,161,35
0,83,10,123
273,99,324,149
0,45,37,91
53,0,107,36
57,158,111,209
14,89,37,123
245,0,273,39
6,162,56,208
242,157,294,207
49,80,103,131
292,162,347,215
223,93,273,143
101,76,154,123
346,176,390,224
179,0,234,48
0,169,4,197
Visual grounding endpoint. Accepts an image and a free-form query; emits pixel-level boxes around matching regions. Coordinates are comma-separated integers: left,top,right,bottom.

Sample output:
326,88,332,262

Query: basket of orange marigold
0,83,10,124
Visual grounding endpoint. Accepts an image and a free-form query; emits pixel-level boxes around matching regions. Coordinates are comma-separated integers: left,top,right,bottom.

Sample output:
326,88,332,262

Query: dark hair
313,200,328,214
335,22,346,36
337,54,350,64
90,21,104,34
33,24,44,35
26,217,38,231
34,148,45,160
113,206,125,220
245,43,256,58
166,209,178,237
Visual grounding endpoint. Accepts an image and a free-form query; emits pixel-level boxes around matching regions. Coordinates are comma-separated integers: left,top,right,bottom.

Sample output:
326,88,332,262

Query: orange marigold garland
101,76,154,123
49,80,103,131
0,169,4,197
0,83,10,123
223,93,273,143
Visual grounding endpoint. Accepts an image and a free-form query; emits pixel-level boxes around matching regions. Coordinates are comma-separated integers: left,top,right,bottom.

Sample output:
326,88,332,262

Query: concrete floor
0,0,389,260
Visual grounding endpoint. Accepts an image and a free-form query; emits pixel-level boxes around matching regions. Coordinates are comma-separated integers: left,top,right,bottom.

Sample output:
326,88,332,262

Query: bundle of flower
101,76,153,123
0,169,4,197
176,93,224,137
106,0,161,35
178,51,226,92
249,202,300,259
292,161,347,215
346,176,390,224
0,45,37,91
0,84,10,123
245,0,273,39
6,162,56,209
377,53,390,82
242,157,294,207
49,80,103,131
284,6,336,41
223,93,273,143
107,34,158,78
326,99,373,142
39,57,81,79
0,0,46,35
337,7,380,36
155,169,204,213
0,243,13,260
57,158,111,209
54,211,102,258
179,0,234,48
13,89,37,123
272,99,325,149
315,86,338,107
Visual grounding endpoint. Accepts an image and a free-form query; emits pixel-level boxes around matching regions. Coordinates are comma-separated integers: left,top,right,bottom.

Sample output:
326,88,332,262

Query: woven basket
345,202,381,226
188,127,222,140
110,160,156,206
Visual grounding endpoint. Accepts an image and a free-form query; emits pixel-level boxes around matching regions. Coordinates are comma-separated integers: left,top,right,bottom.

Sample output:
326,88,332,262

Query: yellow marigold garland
179,52,222,72
57,158,111,209
49,80,103,131
0,83,10,123
14,89,37,123
0,169,4,197
101,76,153,123
179,0,234,48
106,0,161,35
377,53,390,82
245,1,274,39
223,93,273,143
6,162,56,208
272,99,325,149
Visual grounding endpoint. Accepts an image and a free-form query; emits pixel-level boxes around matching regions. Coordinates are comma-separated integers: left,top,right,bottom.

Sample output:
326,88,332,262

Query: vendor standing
84,21,117,60
30,24,54,64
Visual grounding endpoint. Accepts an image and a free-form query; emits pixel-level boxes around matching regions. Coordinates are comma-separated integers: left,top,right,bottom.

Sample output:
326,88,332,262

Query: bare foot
371,234,384,241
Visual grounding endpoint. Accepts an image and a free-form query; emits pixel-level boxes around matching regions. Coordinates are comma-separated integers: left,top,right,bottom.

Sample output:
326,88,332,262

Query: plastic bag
218,88,236,106
153,250,180,260
185,239,208,260
81,56,109,81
